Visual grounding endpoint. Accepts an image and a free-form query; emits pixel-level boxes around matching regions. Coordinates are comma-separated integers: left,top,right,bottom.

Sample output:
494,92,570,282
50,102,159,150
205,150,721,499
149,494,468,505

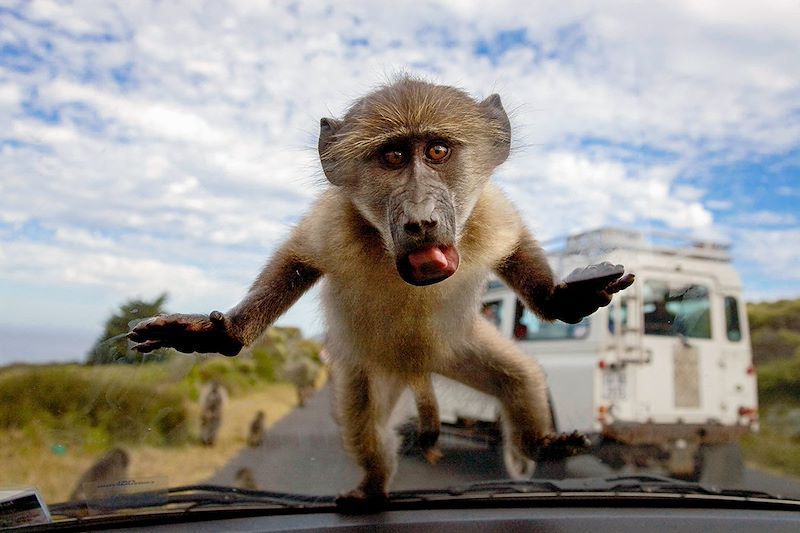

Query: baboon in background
130,76,634,504
69,447,129,501
200,381,225,446
247,410,266,447
235,467,258,490
297,383,315,407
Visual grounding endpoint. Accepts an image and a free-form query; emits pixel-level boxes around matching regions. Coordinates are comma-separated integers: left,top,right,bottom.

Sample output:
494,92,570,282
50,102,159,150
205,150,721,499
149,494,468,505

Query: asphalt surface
209,384,800,499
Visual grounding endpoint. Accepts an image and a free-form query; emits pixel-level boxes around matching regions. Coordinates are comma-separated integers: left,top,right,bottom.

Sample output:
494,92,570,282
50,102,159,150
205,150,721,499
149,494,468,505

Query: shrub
757,355,800,406
0,365,190,447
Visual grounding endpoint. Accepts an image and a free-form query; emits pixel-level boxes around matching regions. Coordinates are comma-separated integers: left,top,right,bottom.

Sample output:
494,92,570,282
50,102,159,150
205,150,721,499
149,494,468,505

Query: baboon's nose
403,219,438,237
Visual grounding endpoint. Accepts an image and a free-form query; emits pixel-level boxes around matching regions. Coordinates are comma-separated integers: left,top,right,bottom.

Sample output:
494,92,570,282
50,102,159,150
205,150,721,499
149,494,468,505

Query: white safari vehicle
431,227,759,482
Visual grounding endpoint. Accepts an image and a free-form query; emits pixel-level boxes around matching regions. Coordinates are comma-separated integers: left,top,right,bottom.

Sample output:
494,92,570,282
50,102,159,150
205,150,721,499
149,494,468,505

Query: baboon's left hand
549,262,635,324
127,311,243,356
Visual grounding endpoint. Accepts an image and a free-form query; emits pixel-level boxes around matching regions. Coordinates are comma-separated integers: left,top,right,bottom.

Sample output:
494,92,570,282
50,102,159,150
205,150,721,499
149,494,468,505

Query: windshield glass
2,0,799,527
513,300,590,340
643,281,711,338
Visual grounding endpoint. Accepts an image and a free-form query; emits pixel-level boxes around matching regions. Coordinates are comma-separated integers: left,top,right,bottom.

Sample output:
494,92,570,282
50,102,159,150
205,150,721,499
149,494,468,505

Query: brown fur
411,375,442,464
321,76,508,165
200,381,225,446
128,77,632,503
235,467,258,490
247,410,266,447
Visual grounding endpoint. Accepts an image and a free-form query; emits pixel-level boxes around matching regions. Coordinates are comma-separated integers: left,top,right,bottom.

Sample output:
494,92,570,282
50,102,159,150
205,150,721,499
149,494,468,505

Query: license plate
603,370,627,401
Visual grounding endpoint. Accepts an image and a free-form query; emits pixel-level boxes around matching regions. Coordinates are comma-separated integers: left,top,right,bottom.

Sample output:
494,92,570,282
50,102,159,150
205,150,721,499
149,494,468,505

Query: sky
1,0,798,364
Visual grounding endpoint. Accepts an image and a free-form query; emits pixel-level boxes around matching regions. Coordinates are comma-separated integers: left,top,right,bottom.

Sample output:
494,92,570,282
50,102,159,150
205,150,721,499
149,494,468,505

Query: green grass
742,426,800,478
0,363,191,449
0,329,323,453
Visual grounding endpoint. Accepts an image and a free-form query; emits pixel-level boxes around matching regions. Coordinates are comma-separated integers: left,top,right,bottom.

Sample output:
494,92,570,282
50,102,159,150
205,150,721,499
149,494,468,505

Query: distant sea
0,325,95,366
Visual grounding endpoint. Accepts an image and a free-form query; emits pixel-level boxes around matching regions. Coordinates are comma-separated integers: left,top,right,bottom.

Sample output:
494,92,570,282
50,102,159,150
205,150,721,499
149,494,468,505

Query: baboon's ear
318,117,345,185
479,94,511,165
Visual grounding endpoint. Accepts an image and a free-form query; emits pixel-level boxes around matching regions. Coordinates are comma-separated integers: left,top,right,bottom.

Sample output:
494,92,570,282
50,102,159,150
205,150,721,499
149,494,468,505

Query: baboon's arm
129,231,322,356
496,230,634,324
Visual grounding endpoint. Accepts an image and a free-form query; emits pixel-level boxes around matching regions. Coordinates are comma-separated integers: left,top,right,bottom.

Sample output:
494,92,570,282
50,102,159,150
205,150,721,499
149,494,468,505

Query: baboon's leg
411,376,442,464
436,319,554,457
334,364,403,501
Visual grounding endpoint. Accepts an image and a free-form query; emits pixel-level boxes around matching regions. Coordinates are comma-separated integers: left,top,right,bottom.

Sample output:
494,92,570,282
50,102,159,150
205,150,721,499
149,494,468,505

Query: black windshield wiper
51,484,335,517
389,474,798,503
166,484,336,509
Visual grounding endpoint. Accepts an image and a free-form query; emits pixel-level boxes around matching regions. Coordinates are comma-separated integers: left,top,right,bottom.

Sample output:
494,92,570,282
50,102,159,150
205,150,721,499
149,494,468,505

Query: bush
245,326,322,384
86,294,174,365
757,354,800,405
0,365,190,447
184,356,262,397
751,328,800,364
748,299,800,331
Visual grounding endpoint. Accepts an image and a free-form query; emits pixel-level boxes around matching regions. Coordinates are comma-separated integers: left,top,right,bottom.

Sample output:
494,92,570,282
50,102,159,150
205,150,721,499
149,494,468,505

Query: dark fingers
131,339,163,353
607,273,635,294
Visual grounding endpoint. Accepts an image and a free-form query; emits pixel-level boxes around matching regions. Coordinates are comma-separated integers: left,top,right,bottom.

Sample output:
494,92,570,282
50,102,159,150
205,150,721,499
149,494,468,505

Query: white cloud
1,0,798,345
0,83,21,107
735,211,798,226
497,150,713,238
737,229,800,281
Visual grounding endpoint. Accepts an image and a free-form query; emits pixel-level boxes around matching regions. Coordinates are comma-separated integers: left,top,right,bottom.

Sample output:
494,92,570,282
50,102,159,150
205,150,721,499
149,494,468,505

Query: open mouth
396,244,460,286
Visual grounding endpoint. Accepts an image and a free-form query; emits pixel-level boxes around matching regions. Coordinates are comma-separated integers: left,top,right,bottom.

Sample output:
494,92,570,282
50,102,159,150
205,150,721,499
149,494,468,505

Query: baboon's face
319,79,510,286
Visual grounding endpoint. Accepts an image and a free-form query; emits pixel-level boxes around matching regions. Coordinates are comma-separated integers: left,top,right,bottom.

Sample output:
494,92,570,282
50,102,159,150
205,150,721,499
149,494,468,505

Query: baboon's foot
335,487,388,512
530,431,591,461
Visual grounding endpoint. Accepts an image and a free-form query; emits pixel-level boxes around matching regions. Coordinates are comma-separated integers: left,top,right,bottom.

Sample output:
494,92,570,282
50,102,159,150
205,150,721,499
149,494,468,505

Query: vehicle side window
514,300,589,340
481,300,504,329
643,281,711,339
608,301,628,333
724,296,742,341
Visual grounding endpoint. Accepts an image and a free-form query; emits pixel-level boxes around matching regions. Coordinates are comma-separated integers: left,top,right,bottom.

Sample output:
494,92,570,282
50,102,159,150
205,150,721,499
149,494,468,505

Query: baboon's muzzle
390,189,459,286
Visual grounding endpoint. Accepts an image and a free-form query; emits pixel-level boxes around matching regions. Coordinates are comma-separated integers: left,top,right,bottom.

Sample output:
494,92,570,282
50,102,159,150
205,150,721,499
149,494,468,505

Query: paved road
210,384,800,499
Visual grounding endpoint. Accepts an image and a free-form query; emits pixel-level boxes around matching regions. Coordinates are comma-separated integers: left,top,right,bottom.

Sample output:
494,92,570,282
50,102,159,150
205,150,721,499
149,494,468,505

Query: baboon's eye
382,149,406,168
426,142,450,162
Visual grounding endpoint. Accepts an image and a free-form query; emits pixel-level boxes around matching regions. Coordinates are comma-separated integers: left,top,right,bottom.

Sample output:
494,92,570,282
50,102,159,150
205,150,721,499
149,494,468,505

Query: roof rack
542,227,731,262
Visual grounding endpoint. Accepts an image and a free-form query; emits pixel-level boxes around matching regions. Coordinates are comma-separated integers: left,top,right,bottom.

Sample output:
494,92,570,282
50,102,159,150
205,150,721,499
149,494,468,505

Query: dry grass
0,381,305,504
1,429,99,503
128,382,298,487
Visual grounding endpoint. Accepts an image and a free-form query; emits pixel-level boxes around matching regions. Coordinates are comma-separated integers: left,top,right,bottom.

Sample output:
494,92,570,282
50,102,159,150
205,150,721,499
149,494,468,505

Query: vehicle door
635,273,721,424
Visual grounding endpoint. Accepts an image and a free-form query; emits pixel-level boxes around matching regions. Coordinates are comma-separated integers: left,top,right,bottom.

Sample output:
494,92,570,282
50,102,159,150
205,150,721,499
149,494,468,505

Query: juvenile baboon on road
247,410,266,447
235,467,258,490
69,447,129,502
200,381,225,446
130,76,633,504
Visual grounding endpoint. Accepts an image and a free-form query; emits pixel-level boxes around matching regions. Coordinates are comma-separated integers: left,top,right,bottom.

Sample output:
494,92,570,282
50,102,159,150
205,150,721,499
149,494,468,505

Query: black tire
697,443,744,486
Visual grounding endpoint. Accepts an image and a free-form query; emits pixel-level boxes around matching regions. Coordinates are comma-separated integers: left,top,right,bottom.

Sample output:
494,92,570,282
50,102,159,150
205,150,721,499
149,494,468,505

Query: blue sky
1,0,798,363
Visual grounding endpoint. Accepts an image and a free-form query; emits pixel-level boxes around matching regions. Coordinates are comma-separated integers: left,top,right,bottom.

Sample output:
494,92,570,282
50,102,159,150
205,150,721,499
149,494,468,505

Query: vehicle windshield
2,1,799,527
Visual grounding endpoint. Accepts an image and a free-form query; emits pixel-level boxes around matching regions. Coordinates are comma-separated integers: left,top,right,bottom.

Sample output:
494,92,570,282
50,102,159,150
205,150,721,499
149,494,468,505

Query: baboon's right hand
128,311,243,356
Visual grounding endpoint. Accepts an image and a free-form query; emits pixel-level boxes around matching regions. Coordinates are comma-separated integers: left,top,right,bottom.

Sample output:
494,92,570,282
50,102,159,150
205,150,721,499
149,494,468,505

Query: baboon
200,381,225,446
69,447,129,501
247,410,266,447
129,76,634,505
235,467,258,490
284,358,319,407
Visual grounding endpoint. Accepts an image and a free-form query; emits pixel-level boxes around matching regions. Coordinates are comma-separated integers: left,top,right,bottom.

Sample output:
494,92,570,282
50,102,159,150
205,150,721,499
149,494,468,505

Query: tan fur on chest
312,185,520,376
322,261,484,375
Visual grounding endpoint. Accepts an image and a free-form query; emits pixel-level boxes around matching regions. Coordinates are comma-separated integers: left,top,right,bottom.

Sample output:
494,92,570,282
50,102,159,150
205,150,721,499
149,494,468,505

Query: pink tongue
408,245,449,271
